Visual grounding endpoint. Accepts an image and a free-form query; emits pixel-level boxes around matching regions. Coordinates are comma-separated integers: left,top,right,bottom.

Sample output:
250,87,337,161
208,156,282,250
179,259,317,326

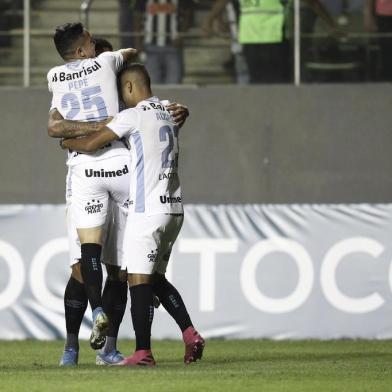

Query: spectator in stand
133,0,194,84
238,0,288,83
285,0,339,40
204,0,289,84
203,0,249,84
204,0,340,84
0,0,24,47
364,0,392,81
285,0,341,82
118,0,134,48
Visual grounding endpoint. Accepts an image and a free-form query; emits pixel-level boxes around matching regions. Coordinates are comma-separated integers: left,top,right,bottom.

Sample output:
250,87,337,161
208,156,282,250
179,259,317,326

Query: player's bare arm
61,127,118,153
48,108,111,138
165,102,189,128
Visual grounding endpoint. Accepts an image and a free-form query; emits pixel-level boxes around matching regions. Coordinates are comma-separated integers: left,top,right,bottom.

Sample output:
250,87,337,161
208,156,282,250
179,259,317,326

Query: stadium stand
0,0,233,86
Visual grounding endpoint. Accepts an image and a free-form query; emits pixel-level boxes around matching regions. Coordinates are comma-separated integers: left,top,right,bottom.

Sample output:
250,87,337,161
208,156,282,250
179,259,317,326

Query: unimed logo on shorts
85,165,129,178
85,199,104,214
160,196,182,204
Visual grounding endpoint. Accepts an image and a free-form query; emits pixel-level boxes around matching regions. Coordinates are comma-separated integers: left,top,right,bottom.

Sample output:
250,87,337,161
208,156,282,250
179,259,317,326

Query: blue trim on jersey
131,131,145,213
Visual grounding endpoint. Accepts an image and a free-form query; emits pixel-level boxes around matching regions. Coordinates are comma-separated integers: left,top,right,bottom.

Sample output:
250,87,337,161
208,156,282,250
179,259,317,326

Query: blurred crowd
0,0,42,46
1,0,391,84
0,0,24,46
117,0,392,84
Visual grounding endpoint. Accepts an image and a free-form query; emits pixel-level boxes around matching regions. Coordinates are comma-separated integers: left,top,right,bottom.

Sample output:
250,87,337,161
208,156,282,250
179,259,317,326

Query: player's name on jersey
155,111,172,121
85,165,129,178
51,61,102,82
159,172,177,181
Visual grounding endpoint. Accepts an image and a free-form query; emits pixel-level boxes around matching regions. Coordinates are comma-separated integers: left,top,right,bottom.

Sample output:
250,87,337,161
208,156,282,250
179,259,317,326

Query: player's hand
166,102,189,128
128,48,138,57
59,138,67,149
120,48,139,63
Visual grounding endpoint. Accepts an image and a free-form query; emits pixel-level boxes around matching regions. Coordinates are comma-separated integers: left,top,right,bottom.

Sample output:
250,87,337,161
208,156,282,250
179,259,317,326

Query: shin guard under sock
130,284,154,351
153,276,192,332
102,278,128,344
64,276,88,349
80,243,103,311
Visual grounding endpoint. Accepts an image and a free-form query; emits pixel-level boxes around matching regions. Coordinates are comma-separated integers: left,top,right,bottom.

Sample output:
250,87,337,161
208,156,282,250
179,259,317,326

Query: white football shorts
66,198,127,267
122,213,184,274
69,155,130,229
65,158,129,267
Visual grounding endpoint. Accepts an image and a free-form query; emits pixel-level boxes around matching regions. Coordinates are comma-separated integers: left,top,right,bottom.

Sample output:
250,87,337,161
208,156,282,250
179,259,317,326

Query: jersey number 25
61,85,108,120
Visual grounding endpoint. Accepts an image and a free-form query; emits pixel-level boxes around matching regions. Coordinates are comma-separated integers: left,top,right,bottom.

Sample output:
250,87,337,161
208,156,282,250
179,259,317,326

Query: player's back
133,97,182,215
108,96,182,215
47,51,128,165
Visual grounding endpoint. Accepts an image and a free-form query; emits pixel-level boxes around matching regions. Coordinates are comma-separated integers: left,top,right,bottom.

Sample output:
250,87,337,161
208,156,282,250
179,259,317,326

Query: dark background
1,84,391,204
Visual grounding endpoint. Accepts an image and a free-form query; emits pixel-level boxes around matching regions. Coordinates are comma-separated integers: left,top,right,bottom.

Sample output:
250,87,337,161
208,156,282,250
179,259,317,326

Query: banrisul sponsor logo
52,61,101,82
160,196,182,204
85,165,129,178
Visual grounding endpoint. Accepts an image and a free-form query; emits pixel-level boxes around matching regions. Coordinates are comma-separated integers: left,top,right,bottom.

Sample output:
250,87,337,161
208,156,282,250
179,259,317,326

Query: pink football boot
183,326,205,364
117,350,156,367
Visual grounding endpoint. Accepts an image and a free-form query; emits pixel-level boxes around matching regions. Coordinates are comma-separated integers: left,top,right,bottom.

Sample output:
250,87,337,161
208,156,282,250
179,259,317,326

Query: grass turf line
0,340,392,391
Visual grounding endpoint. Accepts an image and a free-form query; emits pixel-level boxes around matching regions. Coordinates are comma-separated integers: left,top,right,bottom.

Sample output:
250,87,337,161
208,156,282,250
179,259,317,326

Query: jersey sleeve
47,70,55,110
97,50,124,73
106,109,138,139
49,97,56,111
47,70,53,92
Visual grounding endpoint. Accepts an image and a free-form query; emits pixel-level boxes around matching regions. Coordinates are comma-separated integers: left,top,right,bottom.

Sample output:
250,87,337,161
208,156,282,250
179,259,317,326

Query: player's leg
77,225,104,311
97,265,128,365
60,203,87,366
71,163,110,349
120,272,156,366
116,213,162,367
96,202,128,365
152,215,205,364
153,272,205,364
97,157,132,363
61,264,88,366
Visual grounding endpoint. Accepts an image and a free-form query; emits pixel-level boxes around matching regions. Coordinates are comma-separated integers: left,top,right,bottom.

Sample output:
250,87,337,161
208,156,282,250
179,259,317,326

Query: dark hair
118,63,151,89
53,22,84,59
93,37,113,55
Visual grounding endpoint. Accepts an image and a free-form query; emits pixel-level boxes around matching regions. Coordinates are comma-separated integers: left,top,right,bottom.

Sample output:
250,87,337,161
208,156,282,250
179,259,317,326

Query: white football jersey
47,51,129,166
106,96,183,215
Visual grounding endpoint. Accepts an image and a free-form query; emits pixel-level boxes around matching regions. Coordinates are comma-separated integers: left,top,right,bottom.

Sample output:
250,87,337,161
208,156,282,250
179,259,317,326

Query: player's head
118,63,152,108
53,22,95,61
93,37,113,55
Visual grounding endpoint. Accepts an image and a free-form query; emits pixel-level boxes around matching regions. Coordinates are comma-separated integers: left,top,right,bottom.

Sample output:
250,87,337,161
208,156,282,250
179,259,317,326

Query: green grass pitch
1,340,392,391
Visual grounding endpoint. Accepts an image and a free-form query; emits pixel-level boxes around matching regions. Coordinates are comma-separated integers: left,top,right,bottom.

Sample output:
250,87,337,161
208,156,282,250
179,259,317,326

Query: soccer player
47,22,137,364
61,64,205,366
47,25,190,366
93,37,113,54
